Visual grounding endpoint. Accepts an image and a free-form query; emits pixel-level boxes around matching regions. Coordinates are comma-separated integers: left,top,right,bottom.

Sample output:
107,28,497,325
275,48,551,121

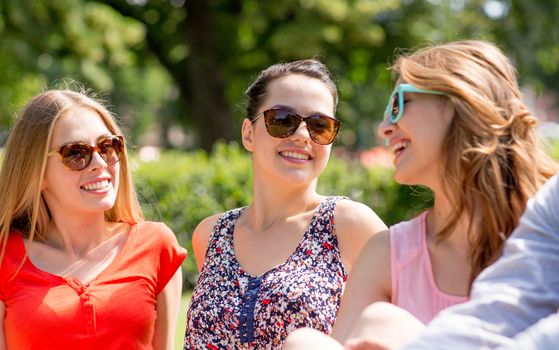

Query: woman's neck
428,191,474,250
44,213,113,259
248,180,323,231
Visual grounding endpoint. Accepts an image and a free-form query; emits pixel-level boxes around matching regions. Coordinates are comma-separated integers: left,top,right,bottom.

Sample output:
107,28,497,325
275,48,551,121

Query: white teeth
280,151,310,160
82,180,109,191
391,141,409,153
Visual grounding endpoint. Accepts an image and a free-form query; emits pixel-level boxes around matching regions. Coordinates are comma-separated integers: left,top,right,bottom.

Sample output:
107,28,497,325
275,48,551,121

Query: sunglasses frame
384,83,445,124
253,108,341,145
47,135,125,171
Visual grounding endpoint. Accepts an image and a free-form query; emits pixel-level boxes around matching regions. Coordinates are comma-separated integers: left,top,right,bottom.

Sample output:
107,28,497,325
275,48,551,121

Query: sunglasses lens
60,144,92,171
306,115,340,145
260,109,339,145
263,109,301,138
390,93,400,122
98,136,124,165
57,136,124,171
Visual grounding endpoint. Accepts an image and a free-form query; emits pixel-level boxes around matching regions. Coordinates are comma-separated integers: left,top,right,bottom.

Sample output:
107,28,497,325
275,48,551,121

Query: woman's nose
377,117,397,140
88,150,108,171
289,121,312,143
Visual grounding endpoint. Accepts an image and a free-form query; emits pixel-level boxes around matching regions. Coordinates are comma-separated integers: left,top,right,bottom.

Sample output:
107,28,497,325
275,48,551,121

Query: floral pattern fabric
184,196,347,350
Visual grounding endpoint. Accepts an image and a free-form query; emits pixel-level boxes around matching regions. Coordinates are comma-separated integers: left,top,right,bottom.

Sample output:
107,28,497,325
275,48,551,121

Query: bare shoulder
192,214,222,243
333,199,387,273
192,213,222,271
334,199,386,231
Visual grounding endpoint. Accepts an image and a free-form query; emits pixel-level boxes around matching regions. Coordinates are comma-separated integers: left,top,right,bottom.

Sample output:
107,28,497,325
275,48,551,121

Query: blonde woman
284,40,558,349
0,89,186,350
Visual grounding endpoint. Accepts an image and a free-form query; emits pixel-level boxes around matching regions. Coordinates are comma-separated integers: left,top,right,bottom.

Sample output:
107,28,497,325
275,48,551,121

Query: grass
174,291,192,350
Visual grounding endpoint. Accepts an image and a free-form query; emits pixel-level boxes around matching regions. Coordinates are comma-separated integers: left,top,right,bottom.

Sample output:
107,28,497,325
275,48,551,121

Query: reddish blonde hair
392,40,558,285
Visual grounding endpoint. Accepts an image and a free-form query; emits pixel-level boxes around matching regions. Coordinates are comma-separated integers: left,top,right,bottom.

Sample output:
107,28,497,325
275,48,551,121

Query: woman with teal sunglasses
284,40,558,350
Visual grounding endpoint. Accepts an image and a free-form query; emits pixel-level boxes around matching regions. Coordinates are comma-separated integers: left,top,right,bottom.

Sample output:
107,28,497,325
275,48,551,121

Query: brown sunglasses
47,135,125,171
253,108,341,145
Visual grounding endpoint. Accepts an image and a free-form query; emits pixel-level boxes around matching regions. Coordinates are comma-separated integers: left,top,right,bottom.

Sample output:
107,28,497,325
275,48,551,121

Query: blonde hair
0,88,143,266
392,40,558,285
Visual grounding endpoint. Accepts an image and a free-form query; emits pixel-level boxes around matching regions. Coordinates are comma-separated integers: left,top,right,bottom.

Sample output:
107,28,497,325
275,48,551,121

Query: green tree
1,0,558,150
0,0,174,145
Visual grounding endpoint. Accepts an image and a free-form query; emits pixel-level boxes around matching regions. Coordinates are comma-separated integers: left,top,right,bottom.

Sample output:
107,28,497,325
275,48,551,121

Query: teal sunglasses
384,83,445,124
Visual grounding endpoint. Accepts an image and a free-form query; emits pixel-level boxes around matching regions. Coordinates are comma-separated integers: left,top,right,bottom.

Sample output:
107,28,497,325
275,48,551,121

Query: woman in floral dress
184,59,387,349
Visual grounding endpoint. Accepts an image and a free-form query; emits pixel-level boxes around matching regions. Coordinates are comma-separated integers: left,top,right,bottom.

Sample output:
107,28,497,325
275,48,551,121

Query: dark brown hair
245,59,338,120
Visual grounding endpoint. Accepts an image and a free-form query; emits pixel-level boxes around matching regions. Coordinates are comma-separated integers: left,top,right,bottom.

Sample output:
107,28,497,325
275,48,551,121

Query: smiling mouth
81,179,110,191
392,141,409,156
279,151,311,160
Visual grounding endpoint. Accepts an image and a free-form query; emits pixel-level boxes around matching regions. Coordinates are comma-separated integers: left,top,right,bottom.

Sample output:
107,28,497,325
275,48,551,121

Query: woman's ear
241,118,255,152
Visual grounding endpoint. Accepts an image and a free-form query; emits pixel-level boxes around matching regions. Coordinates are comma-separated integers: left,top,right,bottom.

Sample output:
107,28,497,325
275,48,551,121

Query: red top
0,221,187,350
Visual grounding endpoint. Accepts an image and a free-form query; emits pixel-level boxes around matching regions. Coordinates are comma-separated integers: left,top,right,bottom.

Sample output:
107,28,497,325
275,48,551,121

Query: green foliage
0,0,174,144
3,0,559,151
549,138,559,161
133,143,254,288
132,142,432,289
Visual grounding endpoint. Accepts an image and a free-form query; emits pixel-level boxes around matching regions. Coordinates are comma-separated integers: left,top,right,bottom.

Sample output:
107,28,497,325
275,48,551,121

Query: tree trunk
93,0,234,151
182,0,234,152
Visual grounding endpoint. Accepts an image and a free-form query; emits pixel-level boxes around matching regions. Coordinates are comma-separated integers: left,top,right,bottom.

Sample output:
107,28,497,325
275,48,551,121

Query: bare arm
0,301,6,350
402,175,559,350
152,269,182,350
331,230,392,343
334,200,387,273
192,214,221,271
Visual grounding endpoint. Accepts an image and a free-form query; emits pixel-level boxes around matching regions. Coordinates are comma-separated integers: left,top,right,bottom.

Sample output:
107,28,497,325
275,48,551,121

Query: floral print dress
184,196,348,350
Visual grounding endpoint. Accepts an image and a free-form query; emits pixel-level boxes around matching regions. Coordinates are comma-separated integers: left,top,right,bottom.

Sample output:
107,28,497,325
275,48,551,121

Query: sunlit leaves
2,0,559,150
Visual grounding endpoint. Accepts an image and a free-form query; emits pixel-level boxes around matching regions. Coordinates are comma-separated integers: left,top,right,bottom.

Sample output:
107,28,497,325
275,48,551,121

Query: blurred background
2,0,559,150
2,2,559,344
